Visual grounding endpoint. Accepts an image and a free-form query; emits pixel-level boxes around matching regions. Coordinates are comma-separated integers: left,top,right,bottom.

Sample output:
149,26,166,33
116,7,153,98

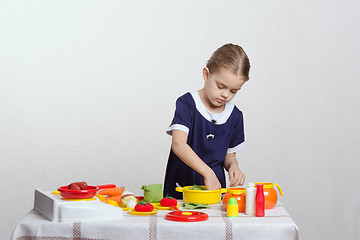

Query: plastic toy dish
53,190,96,201
151,203,181,210
58,184,116,199
128,209,158,215
62,197,96,201
120,206,131,211
165,211,208,222
96,194,106,202
106,199,118,207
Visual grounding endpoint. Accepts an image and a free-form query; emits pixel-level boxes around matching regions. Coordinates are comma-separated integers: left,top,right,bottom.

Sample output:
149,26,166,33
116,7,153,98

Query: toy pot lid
227,187,246,195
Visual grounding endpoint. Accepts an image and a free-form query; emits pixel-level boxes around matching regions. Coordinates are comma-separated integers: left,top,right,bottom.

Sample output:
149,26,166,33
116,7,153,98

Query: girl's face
202,67,247,111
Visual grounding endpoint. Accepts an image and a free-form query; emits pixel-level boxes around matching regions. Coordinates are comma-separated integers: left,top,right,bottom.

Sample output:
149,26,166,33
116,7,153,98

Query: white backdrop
1,1,359,239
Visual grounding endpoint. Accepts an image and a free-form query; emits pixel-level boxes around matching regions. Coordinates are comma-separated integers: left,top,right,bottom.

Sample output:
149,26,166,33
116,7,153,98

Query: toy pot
222,188,246,212
254,182,283,209
176,186,227,204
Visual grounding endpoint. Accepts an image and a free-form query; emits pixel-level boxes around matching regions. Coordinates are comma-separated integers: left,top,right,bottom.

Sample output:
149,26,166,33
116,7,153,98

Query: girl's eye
231,90,238,94
217,85,224,89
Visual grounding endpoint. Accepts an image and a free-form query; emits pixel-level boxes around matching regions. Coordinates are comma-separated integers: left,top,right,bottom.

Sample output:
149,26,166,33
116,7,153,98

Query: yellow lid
227,188,245,195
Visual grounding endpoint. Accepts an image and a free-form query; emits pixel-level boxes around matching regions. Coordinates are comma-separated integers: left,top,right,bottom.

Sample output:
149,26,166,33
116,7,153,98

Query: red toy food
76,182,88,190
134,201,154,212
68,183,81,190
160,196,178,209
67,182,88,190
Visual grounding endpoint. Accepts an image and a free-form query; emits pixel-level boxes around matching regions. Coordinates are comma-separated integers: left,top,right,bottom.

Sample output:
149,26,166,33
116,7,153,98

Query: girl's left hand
228,165,245,187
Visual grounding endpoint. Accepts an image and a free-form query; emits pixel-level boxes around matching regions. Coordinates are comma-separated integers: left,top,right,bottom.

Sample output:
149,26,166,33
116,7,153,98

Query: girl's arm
171,129,221,190
224,152,245,187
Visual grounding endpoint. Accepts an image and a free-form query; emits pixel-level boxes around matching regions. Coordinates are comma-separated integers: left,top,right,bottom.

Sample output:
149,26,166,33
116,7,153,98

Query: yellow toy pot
176,186,227,204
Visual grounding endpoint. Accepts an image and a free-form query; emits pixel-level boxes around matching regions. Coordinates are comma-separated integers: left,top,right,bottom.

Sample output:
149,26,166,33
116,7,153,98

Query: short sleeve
227,110,245,153
166,94,194,135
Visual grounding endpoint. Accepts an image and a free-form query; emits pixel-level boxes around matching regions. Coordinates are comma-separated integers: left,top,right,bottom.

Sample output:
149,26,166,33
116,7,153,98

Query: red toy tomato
135,201,154,212
160,196,178,209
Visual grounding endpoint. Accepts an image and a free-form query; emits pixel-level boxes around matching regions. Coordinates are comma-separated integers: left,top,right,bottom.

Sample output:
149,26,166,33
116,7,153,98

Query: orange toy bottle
254,182,283,209
222,188,246,212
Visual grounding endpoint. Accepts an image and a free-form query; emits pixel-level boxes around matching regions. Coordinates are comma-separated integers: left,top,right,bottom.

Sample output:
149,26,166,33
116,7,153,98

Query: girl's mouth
216,98,225,103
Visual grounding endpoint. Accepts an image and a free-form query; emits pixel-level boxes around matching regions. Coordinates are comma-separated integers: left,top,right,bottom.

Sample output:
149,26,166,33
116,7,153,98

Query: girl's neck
197,89,225,114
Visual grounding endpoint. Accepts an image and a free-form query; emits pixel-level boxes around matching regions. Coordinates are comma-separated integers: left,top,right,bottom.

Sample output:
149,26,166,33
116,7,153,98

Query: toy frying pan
58,184,116,199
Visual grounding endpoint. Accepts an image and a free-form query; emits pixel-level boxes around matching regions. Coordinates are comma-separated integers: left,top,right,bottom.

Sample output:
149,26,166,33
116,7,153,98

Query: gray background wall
1,1,359,239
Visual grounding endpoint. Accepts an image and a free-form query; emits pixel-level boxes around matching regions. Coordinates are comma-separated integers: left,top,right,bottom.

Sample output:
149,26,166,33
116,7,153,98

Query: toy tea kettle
254,182,283,209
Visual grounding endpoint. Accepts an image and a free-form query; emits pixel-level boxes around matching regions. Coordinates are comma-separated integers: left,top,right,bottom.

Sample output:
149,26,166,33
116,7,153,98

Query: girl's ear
203,67,210,81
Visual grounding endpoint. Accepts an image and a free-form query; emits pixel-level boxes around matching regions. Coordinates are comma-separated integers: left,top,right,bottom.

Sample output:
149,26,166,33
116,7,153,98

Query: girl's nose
221,90,229,99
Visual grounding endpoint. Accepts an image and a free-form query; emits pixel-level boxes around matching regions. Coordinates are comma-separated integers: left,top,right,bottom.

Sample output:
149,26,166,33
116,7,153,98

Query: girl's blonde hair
206,43,250,80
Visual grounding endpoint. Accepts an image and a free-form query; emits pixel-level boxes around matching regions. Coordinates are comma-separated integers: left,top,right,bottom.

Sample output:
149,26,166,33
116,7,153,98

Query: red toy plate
165,211,208,222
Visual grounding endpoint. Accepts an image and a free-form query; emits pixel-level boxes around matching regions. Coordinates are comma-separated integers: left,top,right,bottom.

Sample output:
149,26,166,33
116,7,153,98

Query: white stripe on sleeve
166,124,189,135
227,142,245,153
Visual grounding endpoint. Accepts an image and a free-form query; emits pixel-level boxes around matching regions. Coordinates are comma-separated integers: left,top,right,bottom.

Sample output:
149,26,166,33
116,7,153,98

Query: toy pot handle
273,183,283,196
175,187,183,192
221,188,228,193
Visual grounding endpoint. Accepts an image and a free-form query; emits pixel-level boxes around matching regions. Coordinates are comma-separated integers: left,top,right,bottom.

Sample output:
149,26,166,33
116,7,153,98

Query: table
11,202,301,240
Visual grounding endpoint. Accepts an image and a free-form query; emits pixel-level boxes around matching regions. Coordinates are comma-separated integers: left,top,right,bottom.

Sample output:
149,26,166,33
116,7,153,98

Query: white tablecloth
11,202,301,240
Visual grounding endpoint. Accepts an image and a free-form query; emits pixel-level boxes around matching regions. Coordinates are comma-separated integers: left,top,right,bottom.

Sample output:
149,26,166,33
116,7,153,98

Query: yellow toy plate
128,209,158,215
61,197,96,201
151,203,180,210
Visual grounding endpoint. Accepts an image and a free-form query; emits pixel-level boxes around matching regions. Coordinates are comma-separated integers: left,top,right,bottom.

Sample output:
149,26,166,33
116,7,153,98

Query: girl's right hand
204,171,221,190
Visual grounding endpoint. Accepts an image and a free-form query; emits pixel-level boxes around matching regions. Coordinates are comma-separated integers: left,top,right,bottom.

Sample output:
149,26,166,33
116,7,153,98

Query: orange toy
254,182,283,209
98,187,125,204
98,187,124,196
105,195,122,204
222,188,246,212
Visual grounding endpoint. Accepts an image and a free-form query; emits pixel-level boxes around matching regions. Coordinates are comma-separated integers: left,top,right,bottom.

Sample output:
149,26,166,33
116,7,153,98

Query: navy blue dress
163,92,245,199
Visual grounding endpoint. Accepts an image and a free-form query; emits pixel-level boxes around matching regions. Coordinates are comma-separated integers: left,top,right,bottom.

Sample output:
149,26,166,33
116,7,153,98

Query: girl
164,43,250,199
